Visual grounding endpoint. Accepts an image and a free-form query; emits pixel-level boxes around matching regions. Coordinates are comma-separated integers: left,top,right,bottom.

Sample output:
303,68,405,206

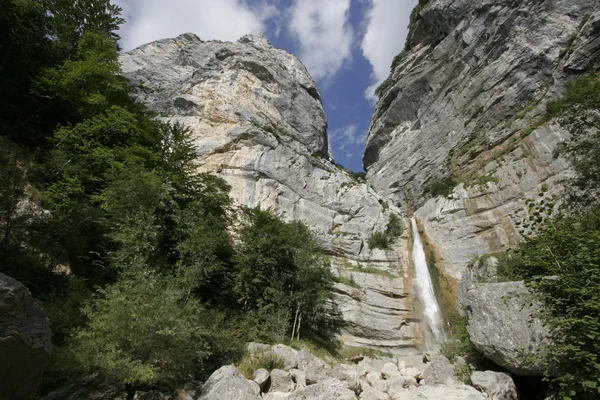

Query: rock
248,380,261,396
0,273,53,400
296,347,331,384
359,387,389,400
198,365,262,400
42,376,128,400
381,362,401,379
400,367,420,379
422,355,459,385
386,375,418,391
465,281,551,375
263,393,293,400
290,369,306,389
247,342,272,358
253,368,270,391
471,370,518,400
269,369,295,392
366,371,384,387
120,32,414,354
272,344,299,369
399,384,485,400
289,378,357,400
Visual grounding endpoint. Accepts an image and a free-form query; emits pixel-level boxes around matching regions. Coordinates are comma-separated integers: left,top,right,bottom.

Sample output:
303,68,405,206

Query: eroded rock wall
120,34,417,353
365,0,599,280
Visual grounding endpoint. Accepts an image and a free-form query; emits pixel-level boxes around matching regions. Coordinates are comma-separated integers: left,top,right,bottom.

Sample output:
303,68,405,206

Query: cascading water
411,218,445,343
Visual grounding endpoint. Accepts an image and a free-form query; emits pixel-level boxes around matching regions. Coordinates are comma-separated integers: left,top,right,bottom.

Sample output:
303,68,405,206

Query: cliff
365,0,599,280
120,33,418,353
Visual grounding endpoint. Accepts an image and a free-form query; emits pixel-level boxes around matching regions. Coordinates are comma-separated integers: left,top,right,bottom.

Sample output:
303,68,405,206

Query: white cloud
288,0,353,82
329,124,367,158
112,0,279,51
361,0,418,100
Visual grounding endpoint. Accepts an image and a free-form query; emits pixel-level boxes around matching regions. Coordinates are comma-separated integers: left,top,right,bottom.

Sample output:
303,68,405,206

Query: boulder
263,393,293,400
359,387,389,400
399,384,485,400
253,368,270,390
272,344,299,370
422,355,458,385
465,281,551,375
381,362,401,379
290,369,306,389
289,378,357,400
269,369,295,392
0,273,53,400
471,370,518,400
296,348,331,384
198,365,262,400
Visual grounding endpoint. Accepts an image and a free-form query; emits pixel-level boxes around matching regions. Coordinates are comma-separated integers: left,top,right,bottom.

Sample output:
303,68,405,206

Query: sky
113,0,418,172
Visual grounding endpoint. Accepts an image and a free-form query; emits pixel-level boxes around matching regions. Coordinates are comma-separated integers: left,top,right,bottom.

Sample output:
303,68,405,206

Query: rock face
365,0,599,281
198,365,262,400
464,281,550,375
120,33,418,353
0,272,53,400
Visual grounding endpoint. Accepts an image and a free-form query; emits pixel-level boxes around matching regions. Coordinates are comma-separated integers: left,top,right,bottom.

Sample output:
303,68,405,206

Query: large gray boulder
471,370,518,400
422,355,458,385
289,378,357,400
465,281,550,375
198,365,262,400
0,272,53,400
399,384,485,400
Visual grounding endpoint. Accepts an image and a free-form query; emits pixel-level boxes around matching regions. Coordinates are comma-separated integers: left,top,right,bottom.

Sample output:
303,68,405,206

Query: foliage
237,353,286,380
440,316,474,363
423,176,456,197
548,73,600,207
496,209,600,399
368,213,404,250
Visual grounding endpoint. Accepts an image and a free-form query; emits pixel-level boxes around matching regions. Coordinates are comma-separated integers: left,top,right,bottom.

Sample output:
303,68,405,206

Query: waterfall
411,218,445,343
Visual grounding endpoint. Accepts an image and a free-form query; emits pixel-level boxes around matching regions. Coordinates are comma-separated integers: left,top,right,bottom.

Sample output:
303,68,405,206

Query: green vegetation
423,176,457,197
237,353,286,379
440,316,475,363
492,73,600,399
0,1,337,395
367,213,404,250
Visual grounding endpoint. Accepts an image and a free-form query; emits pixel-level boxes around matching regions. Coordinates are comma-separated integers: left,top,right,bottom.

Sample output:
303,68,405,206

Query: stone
422,355,459,385
272,344,299,369
263,393,293,400
471,370,518,400
289,378,357,400
269,369,295,392
465,281,551,375
247,342,272,358
290,369,306,389
253,368,270,390
386,375,418,391
381,362,401,379
296,347,331,384
248,380,261,396
0,273,53,400
359,387,389,400
198,365,262,400
398,384,485,400
120,32,415,354
400,367,420,379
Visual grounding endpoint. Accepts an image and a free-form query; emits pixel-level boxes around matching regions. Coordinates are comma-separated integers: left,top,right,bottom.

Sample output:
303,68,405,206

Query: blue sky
113,0,418,172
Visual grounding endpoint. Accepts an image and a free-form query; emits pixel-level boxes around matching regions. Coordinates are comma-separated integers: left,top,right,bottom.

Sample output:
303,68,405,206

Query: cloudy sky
113,0,418,171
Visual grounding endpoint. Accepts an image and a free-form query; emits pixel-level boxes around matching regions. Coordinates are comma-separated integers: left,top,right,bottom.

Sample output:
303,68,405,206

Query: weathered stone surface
269,369,295,392
272,344,299,370
253,368,270,390
359,387,389,400
399,384,485,400
296,347,332,384
471,370,518,400
263,393,293,400
290,368,306,389
422,355,459,385
121,32,416,353
381,362,401,379
289,378,357,400
198,365,262,400
465,281,550,375
0,273,53,400
365,0,598,283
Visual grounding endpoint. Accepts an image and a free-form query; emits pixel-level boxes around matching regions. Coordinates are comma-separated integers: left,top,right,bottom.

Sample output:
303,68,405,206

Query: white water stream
411,218,445,343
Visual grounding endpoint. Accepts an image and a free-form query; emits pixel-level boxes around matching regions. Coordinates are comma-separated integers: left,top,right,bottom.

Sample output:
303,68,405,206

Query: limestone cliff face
120,33,417,353
365,0,599,280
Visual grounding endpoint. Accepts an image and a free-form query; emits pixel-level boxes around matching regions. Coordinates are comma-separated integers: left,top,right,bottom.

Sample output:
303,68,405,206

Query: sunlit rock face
365,0,599,281
120,33,418,353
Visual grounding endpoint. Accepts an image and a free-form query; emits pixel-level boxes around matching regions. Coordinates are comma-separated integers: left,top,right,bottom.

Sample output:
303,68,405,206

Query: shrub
237,353,285,379
423,176,456,197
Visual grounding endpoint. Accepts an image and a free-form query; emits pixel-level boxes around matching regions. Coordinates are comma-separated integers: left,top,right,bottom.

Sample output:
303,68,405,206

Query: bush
368,213,404,250
368,231,390,250
236,353,285,379
423,176,456,197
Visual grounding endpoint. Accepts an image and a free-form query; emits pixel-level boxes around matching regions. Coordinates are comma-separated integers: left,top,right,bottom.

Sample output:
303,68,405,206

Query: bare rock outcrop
0,272,53,400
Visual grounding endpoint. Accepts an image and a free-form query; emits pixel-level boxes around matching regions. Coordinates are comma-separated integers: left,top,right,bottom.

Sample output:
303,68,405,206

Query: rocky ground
43,343,521,400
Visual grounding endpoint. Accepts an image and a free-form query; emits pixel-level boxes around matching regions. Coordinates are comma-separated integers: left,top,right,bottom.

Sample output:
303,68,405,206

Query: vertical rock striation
120,33,417,353
365,0,599,280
